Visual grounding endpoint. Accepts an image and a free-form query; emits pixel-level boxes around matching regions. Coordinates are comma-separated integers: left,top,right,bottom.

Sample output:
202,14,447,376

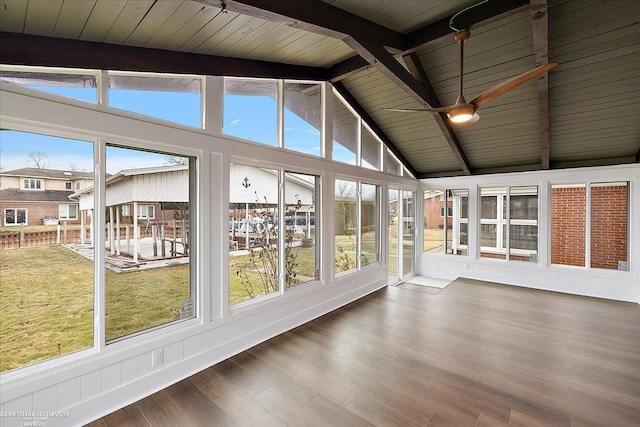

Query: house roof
1,167,93,180
0,188,74,203
0,0,638,177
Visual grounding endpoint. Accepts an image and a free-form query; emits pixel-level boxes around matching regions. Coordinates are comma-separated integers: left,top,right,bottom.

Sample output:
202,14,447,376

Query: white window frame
479,187,538,257
23,178,42,190
137,204,155,219
4,208,27,226
59,204,78,220
121,204,131,216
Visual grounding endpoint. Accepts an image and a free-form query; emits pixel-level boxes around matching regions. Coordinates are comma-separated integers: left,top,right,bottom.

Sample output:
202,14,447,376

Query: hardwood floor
87,278,640,426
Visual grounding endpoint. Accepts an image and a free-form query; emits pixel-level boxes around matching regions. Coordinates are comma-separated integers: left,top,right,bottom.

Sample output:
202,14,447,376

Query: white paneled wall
419,165,640,303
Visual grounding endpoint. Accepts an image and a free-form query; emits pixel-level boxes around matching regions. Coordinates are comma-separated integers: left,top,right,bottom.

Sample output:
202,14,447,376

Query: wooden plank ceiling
0,0,638,178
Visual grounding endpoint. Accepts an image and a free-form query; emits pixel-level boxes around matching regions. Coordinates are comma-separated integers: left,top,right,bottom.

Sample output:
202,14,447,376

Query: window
105,145,195,342
1,131,94,373
23,178,42,190
137,205,155,219
75,182,81,190
108,72,202,128
284,82,322,156
423,189,467,255
361,126,381,170
384,149,401,175
121,204,131,216
361,183,380,265
480,186,538,261
59,204,78,220
0,66,98,103
65,181,72,190
335,179,358,273
4,208,27,226
334,179,380,274
224,78,278,146
229,163,280,305
551,182,629,270
284,171,321,287
332,93,358,165
388,188,399,280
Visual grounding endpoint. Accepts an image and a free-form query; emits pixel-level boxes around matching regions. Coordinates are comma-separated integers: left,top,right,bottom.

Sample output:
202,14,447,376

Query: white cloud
229,119,244,127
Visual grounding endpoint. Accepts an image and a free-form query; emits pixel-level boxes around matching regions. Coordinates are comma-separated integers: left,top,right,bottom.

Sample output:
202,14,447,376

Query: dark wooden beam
332,81,418,178
402,53,472,176
215,0,406,52
636,149,640,163
531,0,551,170
0,32,328,81
329,0,529,82
405,0,529,54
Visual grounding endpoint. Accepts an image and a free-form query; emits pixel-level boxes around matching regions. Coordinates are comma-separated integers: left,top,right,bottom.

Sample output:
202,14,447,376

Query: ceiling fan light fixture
446,103,477,123
448,112,474,123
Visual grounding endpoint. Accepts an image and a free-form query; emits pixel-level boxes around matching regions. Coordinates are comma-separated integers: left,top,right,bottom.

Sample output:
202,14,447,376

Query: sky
0,82,359,174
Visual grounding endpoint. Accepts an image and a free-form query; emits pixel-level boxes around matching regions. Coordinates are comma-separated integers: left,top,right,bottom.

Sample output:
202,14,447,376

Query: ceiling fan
382,3,558,124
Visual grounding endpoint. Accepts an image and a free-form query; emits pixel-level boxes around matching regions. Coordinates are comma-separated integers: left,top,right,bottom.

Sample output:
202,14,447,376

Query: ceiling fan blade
380,105,456,113
470,62,558,108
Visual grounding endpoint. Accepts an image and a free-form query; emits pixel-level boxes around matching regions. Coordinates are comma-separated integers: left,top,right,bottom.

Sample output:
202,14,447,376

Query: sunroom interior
0,0,638,425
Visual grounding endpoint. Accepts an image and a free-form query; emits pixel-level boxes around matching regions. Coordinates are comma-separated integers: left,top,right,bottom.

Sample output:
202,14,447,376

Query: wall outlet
151,348,163,367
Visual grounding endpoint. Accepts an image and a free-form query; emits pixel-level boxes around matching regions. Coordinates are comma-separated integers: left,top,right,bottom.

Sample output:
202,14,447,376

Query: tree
29,151,47,169
165,156,189,166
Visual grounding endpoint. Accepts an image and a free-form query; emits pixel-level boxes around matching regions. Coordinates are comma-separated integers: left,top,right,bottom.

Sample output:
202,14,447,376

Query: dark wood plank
89,279,640,427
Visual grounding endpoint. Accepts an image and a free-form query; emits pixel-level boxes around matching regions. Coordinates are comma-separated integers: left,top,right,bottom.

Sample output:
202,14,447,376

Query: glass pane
481,224,497,247
332,94,357,165
481,195,498,219
551,184,586,266
335,179,357,273
509,186,538,262
284,82,322,156
108,73,201,127
384,149,400,175
510,186,538,220
361,127,380,170
284,171,320,287
423,190,444,253
361,183,379,266
402,190,415,276
0,67,98,103
229,164,280,304
388,188,399,281
591,182,628,270
0,130,94,372
460,196,468,219
223,78,278,146
459,223,468,246
105,146,194,341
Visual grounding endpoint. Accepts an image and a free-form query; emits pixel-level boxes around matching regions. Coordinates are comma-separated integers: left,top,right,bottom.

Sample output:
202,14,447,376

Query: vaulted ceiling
1,0,638,178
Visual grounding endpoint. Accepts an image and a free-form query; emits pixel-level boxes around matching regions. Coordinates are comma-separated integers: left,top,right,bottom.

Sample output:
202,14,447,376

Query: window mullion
94,138,106,352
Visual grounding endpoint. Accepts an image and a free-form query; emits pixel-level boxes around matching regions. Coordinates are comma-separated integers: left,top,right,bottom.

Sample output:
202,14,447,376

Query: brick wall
551,187,586,266
0,202,81,226
590,185,628,269
423,196,450,229
551,184,628,269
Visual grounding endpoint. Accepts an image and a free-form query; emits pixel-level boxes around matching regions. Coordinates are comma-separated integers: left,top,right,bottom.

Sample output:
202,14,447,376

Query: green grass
0,246,191,372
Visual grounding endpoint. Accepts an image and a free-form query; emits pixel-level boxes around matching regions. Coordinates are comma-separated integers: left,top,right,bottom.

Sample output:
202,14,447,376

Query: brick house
0,168,93,226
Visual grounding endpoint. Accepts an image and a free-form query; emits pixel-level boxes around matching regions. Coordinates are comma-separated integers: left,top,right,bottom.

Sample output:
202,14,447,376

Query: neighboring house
0,167,93,226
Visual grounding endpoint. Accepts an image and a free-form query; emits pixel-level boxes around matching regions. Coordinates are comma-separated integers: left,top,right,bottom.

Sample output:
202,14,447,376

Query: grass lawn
0,246,191,372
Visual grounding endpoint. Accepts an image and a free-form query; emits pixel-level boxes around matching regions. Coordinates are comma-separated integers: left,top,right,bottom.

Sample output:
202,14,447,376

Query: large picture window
104,145,195,341
0,131,94,373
